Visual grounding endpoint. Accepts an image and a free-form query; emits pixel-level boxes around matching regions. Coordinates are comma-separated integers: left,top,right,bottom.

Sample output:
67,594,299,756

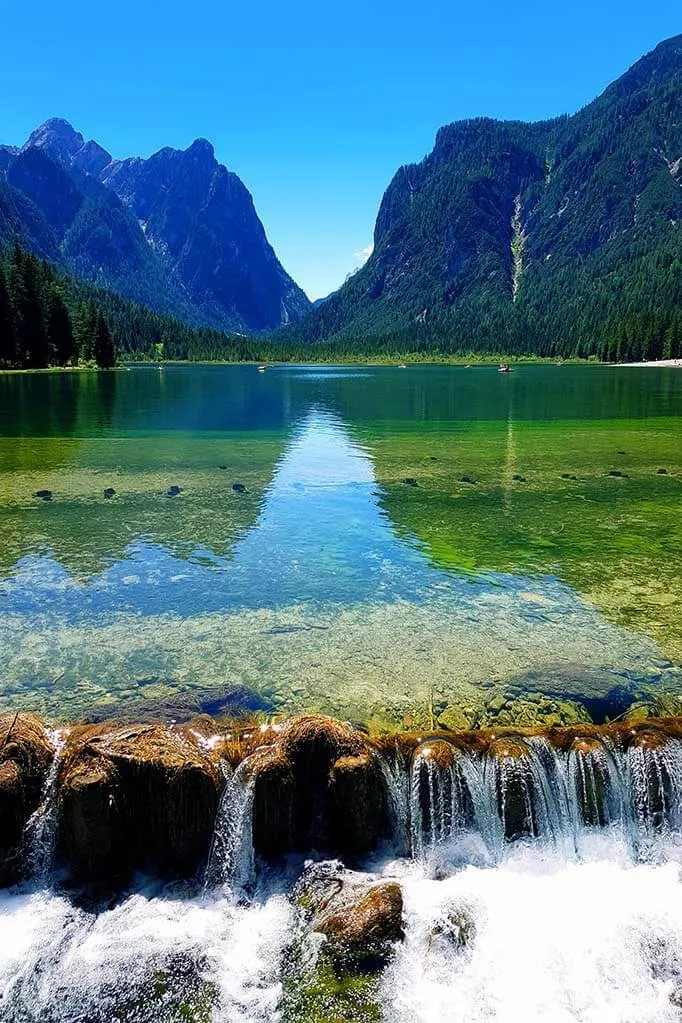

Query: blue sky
1,2,679,299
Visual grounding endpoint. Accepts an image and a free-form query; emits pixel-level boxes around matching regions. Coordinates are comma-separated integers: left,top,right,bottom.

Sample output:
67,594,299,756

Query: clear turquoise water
0,364,680,723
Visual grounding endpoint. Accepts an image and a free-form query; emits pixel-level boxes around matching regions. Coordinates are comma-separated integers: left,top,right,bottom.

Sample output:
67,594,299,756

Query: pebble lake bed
0,362,681,727
1,361,682,1023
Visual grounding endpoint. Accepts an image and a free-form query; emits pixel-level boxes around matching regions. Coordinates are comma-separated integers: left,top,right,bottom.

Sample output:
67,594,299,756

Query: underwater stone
401,477,418,486
166,485,183,497
232,482,247,493
103,487,116,499
431,900,477,949
34,489,52,500
437,705,471,731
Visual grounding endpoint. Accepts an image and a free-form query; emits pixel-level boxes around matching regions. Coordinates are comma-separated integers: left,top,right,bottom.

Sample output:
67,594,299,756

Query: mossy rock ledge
0,713,55,884
56,723,222,882
247,715,392,859
2,711,682,889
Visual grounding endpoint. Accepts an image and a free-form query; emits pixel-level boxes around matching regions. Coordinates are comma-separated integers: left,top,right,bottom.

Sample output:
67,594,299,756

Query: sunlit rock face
248,715,391,859
1,118,311,331
56,723,221,882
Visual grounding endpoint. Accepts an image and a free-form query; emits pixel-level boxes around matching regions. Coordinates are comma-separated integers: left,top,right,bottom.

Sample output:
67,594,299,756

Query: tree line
0,244,116,369
1,240,681,369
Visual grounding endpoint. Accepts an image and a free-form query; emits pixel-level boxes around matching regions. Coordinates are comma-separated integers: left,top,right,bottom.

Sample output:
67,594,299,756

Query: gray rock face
1,118,310,333
101,138,310,330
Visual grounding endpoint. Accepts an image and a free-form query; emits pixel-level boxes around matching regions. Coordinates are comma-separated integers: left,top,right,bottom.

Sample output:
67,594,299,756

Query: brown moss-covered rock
248,745,295,857
327,752,388,855
249,716,390,859
414,739,460,770
57,724,221,882
296,861,404,970
0,714,54,885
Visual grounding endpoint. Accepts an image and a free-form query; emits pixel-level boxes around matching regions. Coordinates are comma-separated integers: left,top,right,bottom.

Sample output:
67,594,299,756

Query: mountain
0,120,310,333
285,35,682,358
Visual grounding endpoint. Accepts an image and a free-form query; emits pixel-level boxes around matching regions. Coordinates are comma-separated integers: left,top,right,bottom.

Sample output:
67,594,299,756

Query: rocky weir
2,711,682,886
3,711,682,1021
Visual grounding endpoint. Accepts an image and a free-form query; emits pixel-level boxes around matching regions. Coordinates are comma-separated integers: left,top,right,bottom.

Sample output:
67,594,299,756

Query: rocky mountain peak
186,137,215,160
23,118,84,162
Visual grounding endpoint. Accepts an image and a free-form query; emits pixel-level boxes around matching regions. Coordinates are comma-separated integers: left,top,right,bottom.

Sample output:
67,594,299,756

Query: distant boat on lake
257,365,267,373
498,364,513,373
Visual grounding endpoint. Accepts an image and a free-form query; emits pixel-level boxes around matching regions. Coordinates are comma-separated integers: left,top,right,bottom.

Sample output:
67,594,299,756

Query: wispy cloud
353,242,374,266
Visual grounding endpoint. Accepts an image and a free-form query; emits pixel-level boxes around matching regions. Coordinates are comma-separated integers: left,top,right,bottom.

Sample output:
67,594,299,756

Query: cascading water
408,733,682,867
23,728,67,884
626,731,682,858
204,759,257,893
4,729,682,1022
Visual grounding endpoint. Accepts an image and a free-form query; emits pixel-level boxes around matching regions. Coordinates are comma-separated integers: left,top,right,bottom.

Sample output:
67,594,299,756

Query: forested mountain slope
285,35,682,359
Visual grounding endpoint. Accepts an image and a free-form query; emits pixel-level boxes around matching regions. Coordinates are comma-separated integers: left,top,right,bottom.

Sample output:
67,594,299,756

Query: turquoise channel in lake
0,364,681,726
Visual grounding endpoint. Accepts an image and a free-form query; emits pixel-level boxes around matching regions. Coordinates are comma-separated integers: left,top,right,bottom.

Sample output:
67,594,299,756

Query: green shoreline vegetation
2,242,681,371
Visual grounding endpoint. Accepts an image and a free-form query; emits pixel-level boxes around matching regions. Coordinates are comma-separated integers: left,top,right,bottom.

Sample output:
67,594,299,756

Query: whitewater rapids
1,839,682,1022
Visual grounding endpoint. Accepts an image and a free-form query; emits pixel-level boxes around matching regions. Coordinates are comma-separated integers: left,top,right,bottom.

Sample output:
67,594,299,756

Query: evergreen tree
0,266,14,367
94,311,116,368
46,292,75,366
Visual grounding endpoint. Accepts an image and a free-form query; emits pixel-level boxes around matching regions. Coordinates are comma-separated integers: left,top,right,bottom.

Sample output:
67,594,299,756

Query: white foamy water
384,849,682,1023
2,849,682,1021
0,883,294,1023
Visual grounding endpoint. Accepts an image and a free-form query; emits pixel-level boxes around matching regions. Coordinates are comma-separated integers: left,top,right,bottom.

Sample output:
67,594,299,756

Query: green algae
281,949,382,1023
362,417,682,661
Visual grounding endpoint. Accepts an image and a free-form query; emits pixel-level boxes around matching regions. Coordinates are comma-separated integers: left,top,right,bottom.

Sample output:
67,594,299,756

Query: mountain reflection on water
0,364,680,722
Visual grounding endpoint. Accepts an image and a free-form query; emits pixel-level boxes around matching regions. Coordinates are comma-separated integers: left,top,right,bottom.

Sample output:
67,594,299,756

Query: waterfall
23,729,67,884
626,733,682,858
409,743,473,860
379,753,411,856
407,733,682,866
205,759,256,893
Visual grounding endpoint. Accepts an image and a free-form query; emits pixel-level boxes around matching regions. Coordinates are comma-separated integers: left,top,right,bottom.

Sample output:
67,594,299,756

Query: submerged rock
57,723,221,882
0,714,54,884
34,489,52,500
103,487,116,499
430,900,478,950
232,482,247,493
166,485,183,497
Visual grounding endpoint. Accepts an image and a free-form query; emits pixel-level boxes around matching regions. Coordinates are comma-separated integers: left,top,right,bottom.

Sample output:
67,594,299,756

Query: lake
1,363,681,726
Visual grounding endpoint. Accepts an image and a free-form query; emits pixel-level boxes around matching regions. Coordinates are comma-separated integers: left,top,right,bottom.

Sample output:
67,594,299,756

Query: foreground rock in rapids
247,716,391,858
294,860,404,970
57,724,221,882
0,714,54,884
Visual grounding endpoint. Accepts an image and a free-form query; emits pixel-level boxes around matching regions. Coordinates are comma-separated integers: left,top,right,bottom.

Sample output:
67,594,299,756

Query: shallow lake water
0,363,681,725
